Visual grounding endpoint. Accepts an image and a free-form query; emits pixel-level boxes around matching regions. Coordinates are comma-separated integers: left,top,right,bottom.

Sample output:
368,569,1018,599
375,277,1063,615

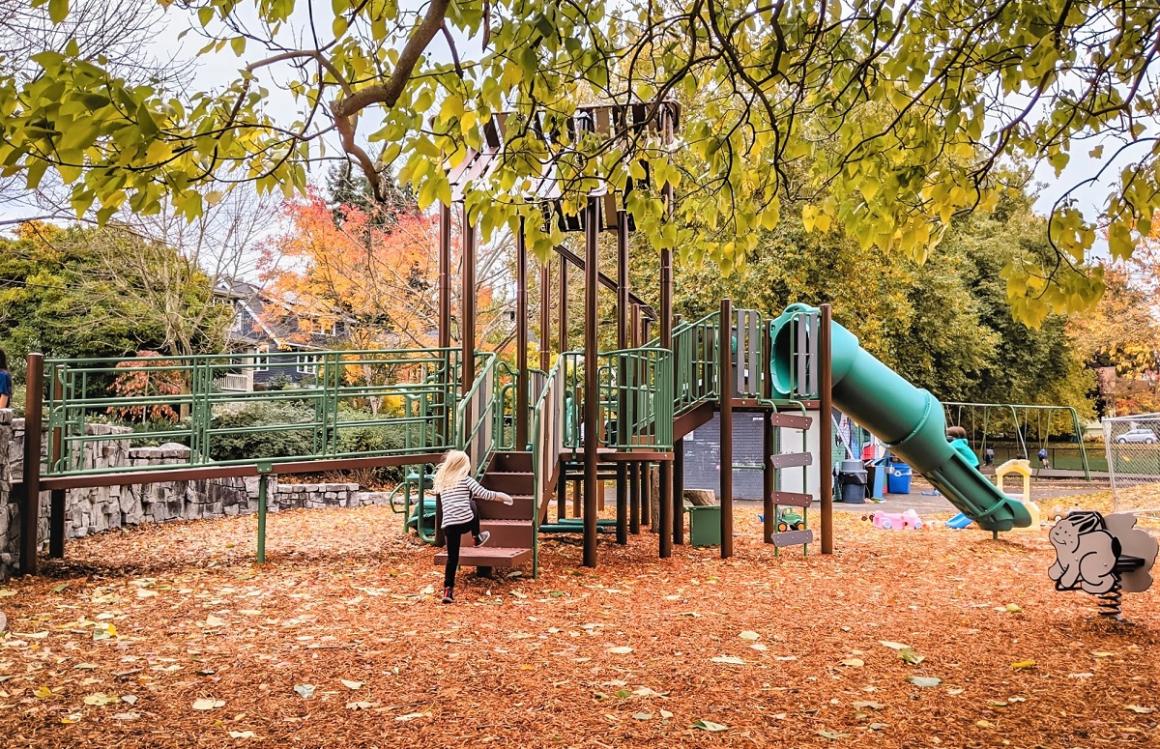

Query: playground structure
10,101,1041,578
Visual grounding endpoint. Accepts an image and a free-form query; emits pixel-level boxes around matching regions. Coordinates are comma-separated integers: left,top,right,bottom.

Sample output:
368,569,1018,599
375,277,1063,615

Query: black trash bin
838,459,867,503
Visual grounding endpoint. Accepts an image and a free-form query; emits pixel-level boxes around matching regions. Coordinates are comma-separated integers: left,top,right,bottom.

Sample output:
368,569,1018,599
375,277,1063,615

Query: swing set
942,401,1091,480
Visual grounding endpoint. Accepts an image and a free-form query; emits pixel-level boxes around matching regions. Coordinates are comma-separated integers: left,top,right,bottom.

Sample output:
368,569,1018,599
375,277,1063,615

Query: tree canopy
673,186,1093,412
0,221,230,367
1,1,1157,322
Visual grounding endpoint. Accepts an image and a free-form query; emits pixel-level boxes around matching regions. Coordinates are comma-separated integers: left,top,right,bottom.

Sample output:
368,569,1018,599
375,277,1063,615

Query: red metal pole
558,257,568,354
439,202,453,446
762,317,776,545
439,203,452,350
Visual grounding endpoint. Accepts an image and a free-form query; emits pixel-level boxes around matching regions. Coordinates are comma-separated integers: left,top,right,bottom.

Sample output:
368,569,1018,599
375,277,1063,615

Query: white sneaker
476,530,491,547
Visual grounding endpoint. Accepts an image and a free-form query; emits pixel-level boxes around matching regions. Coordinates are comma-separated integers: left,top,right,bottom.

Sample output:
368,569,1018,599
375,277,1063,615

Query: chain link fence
1104,413,1160,519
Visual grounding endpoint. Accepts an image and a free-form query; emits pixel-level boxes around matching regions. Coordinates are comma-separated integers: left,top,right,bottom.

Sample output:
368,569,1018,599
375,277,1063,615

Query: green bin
687,504,722,547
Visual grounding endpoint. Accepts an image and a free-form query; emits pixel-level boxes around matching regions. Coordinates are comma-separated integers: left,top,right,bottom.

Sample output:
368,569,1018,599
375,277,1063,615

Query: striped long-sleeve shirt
439,477,499,528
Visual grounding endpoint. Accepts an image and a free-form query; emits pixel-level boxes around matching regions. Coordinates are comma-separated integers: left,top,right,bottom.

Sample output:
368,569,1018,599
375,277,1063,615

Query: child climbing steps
432,450,518,603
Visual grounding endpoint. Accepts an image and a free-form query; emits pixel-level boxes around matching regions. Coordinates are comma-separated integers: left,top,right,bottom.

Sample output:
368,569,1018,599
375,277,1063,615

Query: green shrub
208,400,315,462
336,415,412,483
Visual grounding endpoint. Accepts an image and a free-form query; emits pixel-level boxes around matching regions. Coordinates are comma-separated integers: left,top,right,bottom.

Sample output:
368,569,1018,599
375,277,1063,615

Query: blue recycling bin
867,457,887,499
887,460,912,494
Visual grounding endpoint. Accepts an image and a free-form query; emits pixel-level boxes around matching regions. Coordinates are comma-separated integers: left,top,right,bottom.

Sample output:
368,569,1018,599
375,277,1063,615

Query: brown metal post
439,203,452,349
49,374,65,559
615,211,629,545
556,469,567,521
658,245,673,558
558,257,569,354
629,303,641,533
461,205,476,397
582,196,600,567
673,440,684,543
820,303,834,554
516,219,529,450
640,463,651,527
439,202,453,443
540,261,551,372
719,298,734,559
20,353,44,575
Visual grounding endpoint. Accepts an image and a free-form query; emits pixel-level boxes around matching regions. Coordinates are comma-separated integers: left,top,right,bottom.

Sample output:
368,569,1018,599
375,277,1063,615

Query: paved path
831,476,1107,516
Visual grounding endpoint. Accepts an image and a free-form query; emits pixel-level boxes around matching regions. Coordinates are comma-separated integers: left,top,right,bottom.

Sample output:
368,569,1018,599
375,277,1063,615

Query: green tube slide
770,304,1031,532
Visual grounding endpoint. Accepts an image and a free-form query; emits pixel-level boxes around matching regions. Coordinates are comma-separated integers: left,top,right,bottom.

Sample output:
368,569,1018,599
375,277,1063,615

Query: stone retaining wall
0,413,395,578
1,410,15,574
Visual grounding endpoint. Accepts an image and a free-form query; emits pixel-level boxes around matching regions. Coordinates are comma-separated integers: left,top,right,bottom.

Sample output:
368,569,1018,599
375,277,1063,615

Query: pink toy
868,509,923,530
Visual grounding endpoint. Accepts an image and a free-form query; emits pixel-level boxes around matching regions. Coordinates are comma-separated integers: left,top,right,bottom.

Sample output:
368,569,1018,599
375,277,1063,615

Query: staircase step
482,471,534,494
490,451,532,473
464,519,533,548
476,495,535,520
435,546,532,568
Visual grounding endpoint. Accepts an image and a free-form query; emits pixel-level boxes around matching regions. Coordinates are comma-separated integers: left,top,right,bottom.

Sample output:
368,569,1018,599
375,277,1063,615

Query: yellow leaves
440,94,465,123
1047,149,1069,177
1107,221,1136,261
47,0,70,25
859,179,880,203
801,203,833,233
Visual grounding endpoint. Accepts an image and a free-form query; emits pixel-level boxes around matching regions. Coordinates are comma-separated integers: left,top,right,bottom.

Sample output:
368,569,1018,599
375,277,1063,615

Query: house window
254,347,270,372
296,353,321,375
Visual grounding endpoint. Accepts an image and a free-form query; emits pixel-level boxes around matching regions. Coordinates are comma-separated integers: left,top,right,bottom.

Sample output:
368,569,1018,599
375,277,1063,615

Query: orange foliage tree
1070,223,1160,416
107,351,185,424
261,192,441,349
260,192,510,413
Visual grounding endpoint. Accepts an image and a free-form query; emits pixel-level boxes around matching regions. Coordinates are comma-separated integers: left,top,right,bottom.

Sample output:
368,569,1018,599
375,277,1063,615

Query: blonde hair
433,450,471,494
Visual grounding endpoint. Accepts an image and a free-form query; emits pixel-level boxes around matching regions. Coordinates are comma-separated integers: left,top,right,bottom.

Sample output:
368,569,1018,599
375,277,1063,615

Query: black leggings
442,510,481,588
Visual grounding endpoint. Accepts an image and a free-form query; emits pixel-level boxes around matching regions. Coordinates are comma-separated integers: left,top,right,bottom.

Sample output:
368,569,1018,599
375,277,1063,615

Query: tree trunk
684,488,717,507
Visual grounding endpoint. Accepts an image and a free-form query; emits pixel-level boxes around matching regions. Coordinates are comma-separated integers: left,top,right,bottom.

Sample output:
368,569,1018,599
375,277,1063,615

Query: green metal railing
561,347,673,453
43,348,462,476
457,353,500,480
672,312,720,412
495,361,547,451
